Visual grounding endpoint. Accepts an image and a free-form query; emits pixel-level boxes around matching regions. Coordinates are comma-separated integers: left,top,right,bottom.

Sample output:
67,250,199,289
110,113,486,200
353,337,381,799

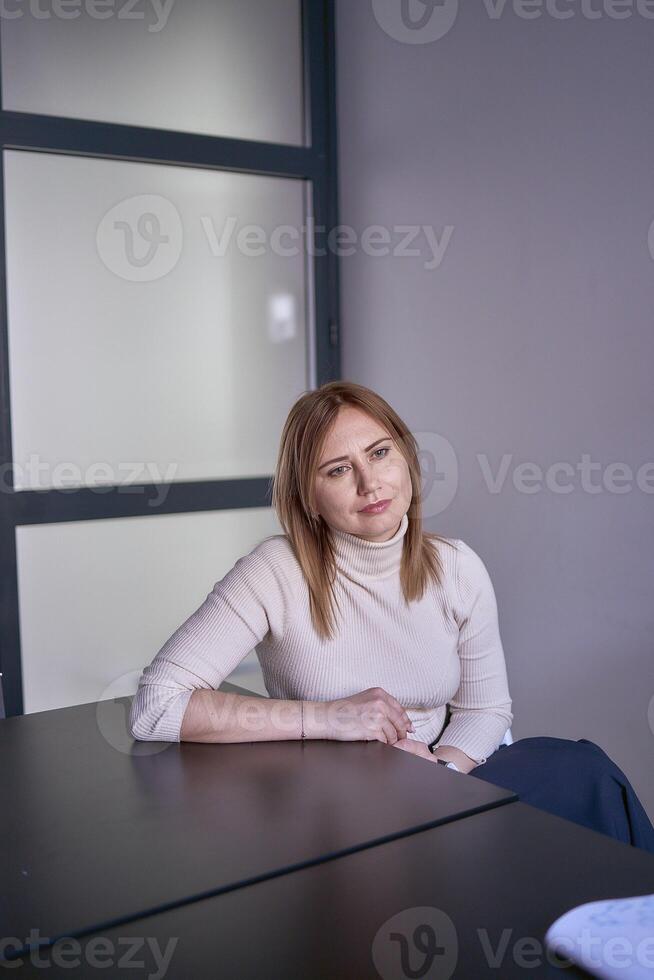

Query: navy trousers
468,736,654,854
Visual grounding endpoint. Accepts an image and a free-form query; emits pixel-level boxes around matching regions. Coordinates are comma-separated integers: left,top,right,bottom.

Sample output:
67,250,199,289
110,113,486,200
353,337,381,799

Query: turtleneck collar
328,512,409,580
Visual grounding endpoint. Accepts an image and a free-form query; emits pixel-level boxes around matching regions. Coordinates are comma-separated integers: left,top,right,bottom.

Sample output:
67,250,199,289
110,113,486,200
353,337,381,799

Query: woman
130,381,654,853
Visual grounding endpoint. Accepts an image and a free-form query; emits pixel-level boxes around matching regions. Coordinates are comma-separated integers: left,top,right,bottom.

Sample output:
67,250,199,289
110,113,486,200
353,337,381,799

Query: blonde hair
270,380,455,640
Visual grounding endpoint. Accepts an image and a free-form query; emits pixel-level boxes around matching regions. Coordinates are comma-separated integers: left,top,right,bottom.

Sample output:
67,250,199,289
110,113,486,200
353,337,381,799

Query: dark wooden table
7,800,654,978
0,684,516,961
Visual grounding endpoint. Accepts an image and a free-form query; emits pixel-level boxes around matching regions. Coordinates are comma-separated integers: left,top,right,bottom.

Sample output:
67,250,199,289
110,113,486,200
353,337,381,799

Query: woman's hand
321,687,415,744
392,737,437,762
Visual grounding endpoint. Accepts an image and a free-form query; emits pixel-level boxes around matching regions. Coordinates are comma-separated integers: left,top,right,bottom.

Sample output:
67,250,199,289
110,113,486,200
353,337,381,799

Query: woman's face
313,406,413,542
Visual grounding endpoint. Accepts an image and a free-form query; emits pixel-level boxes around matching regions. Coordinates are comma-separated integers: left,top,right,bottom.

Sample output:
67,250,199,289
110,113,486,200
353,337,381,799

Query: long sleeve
433,540,513,765
129,540,290,743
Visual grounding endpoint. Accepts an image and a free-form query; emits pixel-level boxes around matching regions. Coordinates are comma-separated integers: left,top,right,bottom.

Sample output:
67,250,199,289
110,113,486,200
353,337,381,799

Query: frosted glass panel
5,150,310,490
1,0,304,146
16,508,280,714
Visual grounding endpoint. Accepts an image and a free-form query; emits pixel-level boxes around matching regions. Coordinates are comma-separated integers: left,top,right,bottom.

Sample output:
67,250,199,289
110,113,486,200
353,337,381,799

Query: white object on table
544,893,654,980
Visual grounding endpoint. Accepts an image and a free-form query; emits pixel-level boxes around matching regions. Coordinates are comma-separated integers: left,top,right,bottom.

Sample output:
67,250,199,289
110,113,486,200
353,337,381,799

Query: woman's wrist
298,699,330,740
430,744,478,774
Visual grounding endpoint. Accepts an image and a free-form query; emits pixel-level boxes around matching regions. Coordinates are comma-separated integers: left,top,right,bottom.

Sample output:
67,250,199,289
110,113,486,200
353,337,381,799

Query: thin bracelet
300,700,306,740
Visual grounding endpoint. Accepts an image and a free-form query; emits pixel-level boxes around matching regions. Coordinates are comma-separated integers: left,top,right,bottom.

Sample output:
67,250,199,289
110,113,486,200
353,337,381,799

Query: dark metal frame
0,0,341,716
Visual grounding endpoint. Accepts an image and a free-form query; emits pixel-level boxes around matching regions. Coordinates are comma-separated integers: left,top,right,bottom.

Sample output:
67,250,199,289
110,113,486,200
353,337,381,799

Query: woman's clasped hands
322,686,437,762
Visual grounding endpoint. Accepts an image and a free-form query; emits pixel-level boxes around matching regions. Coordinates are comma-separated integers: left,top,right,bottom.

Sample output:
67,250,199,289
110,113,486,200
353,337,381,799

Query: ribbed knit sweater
129,513,513,764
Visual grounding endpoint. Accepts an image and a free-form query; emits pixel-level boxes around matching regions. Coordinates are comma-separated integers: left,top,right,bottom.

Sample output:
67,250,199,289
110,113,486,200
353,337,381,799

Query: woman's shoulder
425,532,486,562
209,532,301,597
237,532,304,586
424,534,494,594
424,531,462,567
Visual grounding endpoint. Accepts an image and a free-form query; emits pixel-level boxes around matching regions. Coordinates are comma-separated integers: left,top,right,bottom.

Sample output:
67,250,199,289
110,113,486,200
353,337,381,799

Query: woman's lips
359,499,391,514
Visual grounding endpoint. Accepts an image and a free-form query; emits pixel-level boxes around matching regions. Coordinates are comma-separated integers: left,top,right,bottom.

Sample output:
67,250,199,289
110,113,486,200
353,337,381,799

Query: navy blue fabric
468,736,654,854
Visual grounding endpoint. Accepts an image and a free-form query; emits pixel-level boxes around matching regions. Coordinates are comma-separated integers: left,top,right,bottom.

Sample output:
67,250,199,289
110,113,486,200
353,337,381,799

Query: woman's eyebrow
318,437,391,470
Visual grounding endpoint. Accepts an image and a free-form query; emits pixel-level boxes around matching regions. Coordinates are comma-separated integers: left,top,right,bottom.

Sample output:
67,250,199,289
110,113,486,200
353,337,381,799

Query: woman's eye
328,446,390,477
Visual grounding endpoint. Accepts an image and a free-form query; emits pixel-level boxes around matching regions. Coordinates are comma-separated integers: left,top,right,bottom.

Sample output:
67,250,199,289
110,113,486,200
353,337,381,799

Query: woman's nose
357,465,381,493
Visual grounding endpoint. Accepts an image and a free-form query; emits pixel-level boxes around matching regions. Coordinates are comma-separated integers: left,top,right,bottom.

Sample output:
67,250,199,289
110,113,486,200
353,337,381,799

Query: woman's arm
432,540,513,766
179,689,329,743
129,540,292,742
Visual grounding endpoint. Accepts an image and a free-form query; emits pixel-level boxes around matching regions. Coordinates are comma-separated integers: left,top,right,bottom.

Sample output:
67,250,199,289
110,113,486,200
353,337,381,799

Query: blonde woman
130,381,654,852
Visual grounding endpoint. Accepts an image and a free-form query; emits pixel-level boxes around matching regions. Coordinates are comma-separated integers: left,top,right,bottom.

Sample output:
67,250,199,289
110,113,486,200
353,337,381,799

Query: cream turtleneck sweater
129,514,513,765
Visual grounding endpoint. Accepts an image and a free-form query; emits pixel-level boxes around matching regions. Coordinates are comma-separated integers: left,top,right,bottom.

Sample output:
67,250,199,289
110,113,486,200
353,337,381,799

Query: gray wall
335,0,654,819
